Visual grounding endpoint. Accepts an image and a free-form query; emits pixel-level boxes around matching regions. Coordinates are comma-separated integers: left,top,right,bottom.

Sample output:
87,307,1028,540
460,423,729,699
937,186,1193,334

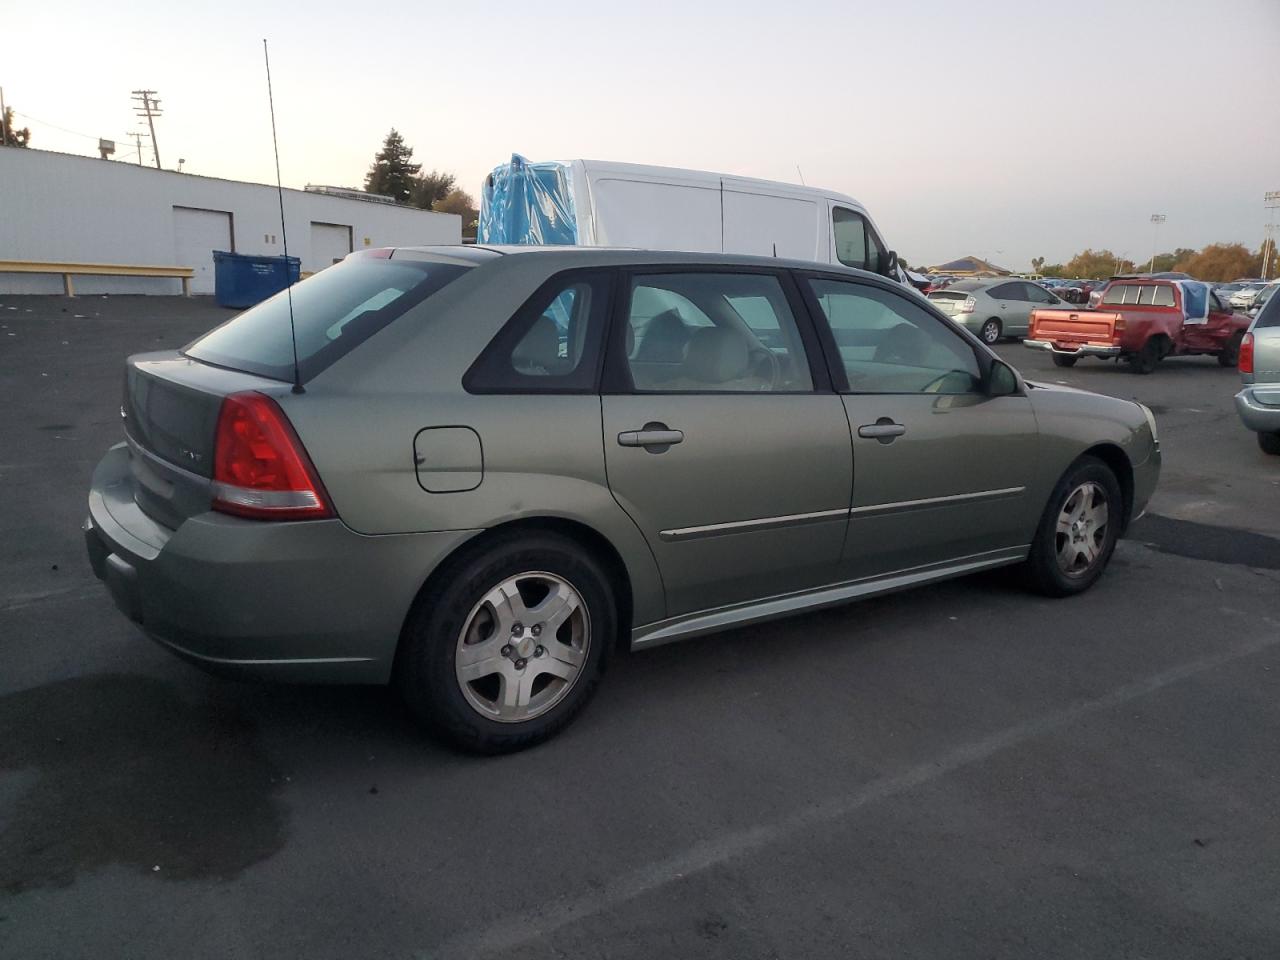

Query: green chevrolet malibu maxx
85,247,1160,752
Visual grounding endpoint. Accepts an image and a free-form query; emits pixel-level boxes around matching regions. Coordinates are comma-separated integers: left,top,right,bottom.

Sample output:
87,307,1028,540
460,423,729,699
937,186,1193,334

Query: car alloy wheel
454,571,591,722
981,319,1002,344
1054,481,1109,577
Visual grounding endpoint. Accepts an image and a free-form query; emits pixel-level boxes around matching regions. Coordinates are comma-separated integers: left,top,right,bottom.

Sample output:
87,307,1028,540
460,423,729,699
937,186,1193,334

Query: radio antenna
263,39,303,394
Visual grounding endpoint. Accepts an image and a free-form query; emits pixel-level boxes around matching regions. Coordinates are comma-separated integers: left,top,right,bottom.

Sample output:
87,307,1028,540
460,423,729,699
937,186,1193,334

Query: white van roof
575,159,865,208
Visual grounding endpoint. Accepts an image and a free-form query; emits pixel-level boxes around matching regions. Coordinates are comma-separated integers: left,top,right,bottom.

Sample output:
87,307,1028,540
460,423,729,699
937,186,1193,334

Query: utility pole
130,130,146,165
131,90,162,169
1149,214,1166,274
0,86,9,146
1264,192,1280,281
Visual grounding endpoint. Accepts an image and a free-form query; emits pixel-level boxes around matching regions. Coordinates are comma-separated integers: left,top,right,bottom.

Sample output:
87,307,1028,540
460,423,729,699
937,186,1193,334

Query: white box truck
478,156,906,283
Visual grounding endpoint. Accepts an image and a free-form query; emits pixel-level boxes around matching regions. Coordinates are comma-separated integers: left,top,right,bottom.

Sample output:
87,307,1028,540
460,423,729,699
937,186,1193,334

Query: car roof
387,244,890,279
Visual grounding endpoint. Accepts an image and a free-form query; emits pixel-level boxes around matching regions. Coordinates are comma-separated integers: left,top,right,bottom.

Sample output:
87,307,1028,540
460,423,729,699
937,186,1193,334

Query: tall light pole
1149,214,1166,274
1264,192,1280,280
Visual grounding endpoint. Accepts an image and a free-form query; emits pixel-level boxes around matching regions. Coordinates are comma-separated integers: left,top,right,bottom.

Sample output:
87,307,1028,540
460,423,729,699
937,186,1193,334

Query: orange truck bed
1025,308,1124,357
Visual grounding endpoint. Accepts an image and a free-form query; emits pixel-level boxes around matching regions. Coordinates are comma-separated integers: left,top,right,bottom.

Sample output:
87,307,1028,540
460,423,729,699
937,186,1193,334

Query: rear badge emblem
179,447,203,463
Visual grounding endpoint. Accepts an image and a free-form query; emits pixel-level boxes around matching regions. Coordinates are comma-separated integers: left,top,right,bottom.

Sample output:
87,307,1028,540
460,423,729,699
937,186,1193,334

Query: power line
12,109,131,144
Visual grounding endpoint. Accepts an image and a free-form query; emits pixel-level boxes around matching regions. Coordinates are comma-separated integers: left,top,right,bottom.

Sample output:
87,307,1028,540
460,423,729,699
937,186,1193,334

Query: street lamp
1149,214,1166,274
1264,192,1280,280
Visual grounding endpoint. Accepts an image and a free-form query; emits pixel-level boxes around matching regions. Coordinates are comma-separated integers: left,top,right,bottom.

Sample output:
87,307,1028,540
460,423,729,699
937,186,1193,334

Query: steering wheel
750,347,782,390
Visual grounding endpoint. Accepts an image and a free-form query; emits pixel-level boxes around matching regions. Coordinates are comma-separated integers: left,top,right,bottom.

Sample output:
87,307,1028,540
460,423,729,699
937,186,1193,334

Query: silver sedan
928,278,1067,344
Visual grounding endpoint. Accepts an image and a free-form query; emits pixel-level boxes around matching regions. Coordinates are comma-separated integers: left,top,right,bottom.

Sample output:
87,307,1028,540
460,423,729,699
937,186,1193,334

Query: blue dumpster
212,250,302,309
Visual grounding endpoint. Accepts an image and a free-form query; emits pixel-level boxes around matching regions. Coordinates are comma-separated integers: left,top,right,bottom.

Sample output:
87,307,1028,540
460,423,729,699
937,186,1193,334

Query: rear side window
185,256,469,383
1256,288,1280,328
465,271,612,393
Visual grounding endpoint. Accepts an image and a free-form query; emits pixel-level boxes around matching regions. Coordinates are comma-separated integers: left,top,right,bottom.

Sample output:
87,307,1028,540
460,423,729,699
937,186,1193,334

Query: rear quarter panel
279,254,667,627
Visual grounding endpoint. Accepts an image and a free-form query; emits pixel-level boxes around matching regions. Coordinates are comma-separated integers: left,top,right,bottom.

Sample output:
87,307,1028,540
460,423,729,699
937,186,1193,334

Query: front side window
465,272,609,392
807,278,982,394
832,207,885,272
623,273,814,393
1024,282,1058,304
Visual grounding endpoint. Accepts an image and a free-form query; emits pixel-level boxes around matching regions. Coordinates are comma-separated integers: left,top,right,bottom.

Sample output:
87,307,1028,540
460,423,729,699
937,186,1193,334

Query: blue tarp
478,154,578,245
1178,280,1210,323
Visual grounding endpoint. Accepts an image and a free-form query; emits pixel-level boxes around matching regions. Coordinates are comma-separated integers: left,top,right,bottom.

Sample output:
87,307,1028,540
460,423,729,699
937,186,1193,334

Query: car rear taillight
211,392,333,520
1114,315,1126,333
1239,333,1254,374
960,297,976,314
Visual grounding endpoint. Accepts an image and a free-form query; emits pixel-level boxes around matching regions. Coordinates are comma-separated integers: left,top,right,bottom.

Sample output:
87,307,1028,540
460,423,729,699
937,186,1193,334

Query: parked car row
90,157,1280,753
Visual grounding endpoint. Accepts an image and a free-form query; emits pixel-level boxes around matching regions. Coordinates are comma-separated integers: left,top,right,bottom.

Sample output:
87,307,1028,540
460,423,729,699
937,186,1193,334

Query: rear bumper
85,443,479,684
1024,339,1121,358
1235,387,1280,434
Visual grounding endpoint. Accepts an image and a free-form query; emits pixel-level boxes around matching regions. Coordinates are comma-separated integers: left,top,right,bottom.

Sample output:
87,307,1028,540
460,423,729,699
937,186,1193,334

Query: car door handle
858,421,907,442
618,427,684,448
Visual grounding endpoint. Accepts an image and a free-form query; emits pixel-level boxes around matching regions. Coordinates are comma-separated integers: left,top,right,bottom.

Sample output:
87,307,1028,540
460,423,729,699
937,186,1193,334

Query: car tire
1022,456,1123,598
1218,331,1244,368
1127,339,1161,375
1051,354,1078,368
396,532,615,754
980,318,1002,344
1259,432,1280,456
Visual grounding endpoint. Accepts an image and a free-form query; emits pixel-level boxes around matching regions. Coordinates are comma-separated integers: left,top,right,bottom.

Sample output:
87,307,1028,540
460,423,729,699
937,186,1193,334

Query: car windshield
185,256,470,383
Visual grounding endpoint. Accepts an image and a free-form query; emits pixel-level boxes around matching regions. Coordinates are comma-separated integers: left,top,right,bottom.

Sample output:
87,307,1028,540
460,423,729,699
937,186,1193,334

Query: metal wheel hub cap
455,572,590,723
1055,481,1109,576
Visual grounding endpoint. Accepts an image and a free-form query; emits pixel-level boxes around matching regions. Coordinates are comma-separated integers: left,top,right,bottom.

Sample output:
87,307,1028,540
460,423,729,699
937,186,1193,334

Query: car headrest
635,310,691,361
684,326,750,384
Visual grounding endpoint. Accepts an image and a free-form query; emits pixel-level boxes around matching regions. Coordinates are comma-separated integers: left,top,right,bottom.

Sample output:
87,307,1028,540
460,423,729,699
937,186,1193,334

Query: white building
0,148,461,295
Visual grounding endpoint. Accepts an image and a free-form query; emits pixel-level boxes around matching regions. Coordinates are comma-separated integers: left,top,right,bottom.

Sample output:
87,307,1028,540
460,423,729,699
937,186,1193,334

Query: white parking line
424,630,1280,959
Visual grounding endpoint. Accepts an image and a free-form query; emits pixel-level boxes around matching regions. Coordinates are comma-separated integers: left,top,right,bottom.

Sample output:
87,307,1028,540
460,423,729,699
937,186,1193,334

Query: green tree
1063,248,1135,279
1041,263,1065,277
434,187,479,238
1,107,31,147
1149,248,1196,273
1172,243,1260,282
364,129,421,204
411,170,456,210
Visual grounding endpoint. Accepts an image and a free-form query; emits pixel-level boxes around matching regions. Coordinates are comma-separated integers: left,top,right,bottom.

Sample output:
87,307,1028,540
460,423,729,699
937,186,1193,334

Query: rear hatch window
185,255,470,383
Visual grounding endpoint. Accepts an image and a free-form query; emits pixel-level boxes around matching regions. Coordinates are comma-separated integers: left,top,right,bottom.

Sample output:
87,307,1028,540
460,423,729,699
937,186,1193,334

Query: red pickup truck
1025,279,1248,373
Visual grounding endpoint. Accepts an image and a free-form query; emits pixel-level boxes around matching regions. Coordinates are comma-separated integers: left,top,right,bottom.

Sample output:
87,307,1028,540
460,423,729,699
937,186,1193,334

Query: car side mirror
877,249,899,279
986,360,1019,397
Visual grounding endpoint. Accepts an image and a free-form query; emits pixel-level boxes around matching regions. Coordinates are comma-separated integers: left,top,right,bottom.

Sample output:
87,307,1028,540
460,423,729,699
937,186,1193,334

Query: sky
4,0,1279,270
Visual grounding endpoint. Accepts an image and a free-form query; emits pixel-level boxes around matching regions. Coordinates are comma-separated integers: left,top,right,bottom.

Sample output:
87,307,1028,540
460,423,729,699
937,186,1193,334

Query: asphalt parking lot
2,294,1278,960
